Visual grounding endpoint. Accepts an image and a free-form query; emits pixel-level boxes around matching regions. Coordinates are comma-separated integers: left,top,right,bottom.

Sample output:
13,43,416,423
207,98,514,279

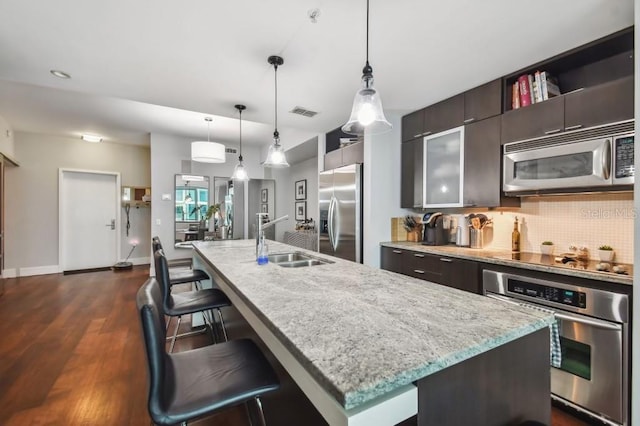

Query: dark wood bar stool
137,278,280,426
154,249,230,352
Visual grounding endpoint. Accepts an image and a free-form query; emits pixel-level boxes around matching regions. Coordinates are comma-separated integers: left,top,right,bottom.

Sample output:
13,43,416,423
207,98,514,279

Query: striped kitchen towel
519,303,562,368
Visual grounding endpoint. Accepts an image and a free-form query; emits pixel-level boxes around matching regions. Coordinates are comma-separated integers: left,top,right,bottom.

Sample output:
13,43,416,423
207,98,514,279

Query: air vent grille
290,106,318,117
504,120,634,153
225,147,237,154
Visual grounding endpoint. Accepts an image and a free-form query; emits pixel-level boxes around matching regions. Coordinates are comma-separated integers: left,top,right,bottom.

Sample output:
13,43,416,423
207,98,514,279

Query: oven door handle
554,311,621,331
487,293,622,331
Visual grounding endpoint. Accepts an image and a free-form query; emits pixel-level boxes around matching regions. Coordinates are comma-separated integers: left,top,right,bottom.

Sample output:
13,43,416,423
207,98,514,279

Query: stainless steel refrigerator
319,164,362,263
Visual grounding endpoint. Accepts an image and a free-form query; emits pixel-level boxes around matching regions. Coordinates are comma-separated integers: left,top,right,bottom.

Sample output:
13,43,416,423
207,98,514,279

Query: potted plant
597,245,614,262
540,241,554,255
205,203,221,232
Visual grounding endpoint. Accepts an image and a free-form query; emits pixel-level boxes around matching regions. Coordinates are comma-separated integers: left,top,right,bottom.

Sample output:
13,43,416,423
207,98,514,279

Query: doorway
59,169,121,273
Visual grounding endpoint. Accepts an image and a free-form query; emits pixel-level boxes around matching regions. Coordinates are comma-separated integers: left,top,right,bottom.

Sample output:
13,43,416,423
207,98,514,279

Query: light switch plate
161,193,172,201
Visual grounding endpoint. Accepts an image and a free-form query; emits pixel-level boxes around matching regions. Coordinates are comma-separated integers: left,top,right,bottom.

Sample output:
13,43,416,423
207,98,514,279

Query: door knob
106,219,115,230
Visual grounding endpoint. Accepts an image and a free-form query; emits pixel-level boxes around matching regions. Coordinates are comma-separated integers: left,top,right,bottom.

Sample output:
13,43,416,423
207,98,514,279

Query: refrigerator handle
332,196,339,251
328,196,335,250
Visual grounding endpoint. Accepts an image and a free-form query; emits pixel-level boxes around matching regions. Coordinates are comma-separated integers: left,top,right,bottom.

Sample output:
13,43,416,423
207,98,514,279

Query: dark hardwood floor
0,267,589,425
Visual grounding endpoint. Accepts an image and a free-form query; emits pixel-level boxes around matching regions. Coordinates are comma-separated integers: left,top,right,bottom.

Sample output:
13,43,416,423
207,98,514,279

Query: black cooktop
492,252,633,276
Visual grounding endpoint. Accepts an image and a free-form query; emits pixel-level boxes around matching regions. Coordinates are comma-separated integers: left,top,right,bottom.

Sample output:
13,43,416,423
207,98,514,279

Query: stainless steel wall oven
483,270,629,426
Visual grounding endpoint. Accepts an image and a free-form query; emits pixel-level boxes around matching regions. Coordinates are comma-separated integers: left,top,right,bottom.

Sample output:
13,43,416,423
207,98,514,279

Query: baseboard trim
64,267,112,275
16,265,60,277
127,257,150,266
2,268,17,278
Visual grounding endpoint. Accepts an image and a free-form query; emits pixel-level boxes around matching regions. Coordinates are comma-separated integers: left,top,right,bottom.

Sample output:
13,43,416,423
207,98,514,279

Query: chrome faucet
256,214,289,254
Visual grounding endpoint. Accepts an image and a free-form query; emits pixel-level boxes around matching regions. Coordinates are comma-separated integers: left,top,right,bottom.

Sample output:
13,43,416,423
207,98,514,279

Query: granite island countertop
381,241,633,286
193,239,553,412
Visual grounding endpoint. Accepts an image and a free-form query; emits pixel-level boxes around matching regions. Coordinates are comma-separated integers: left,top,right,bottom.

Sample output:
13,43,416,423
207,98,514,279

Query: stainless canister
469,228,483,249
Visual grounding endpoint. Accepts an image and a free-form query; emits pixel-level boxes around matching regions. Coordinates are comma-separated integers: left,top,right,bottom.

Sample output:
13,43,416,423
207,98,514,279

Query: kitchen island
192,240,554,426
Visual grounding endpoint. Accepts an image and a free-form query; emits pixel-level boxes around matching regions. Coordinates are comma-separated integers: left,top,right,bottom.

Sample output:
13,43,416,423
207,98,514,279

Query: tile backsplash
480,193,634,263
394,193,634,264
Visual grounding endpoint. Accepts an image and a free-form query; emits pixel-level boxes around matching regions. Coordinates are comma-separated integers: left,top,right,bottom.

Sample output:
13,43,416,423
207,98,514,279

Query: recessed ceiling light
50,70,71,79
81,134,102,143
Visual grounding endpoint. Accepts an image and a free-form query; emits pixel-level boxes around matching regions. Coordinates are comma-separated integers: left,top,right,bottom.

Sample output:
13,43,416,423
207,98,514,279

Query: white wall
150,133,264,262
363,112,415,267
4,132,150,277
0,114,15,159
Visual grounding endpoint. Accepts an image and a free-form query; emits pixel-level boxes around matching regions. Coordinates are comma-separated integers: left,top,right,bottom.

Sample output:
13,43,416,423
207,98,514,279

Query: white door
60,170,120,271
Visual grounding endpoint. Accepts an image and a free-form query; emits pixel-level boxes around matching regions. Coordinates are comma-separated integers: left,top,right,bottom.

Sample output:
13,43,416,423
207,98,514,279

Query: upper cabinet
463,79,502,124
325,126,363,170
501,27,634,144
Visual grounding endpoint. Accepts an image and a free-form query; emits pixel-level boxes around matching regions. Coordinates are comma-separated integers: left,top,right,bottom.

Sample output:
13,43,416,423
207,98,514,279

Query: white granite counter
193,239,552,417
381,241,633,285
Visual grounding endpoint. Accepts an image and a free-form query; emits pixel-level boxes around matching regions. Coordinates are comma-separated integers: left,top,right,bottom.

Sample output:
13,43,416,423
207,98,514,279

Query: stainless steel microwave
503,120,634,195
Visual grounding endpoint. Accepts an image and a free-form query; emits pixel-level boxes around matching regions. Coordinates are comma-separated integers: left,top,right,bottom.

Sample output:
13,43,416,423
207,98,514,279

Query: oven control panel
508,279,586,309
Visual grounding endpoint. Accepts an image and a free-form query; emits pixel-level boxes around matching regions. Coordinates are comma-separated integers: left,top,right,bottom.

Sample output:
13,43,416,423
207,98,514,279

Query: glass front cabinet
423,126,464,207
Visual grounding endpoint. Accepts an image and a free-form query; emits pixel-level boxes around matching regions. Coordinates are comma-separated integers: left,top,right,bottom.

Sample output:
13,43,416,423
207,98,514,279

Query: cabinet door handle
544,128,562,135
439,258,453,262
421,131,432,136
414,269,425,274
392,250,403,254
413,133,423,138
463,118,475,124
413,253,425,258
564,124,583,131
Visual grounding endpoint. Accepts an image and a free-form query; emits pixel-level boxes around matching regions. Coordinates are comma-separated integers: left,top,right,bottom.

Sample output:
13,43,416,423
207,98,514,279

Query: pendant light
342,0,392,136
191,117,226,163
231,104,249,181
263,55,290,168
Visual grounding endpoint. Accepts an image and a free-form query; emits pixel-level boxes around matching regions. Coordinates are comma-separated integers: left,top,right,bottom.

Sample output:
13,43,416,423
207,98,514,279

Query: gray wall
4,132,151,276
0,115,15,158
150,133,264,262
270,156,319,242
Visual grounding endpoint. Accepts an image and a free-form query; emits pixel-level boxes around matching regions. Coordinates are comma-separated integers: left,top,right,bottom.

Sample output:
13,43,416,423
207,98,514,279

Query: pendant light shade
263,55,289,168
191,117,226,163
231,104,250,181
341,0,392,136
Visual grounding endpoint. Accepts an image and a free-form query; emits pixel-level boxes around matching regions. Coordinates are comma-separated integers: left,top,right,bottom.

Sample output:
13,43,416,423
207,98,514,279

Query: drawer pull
413,253,425,258
439,258,453,262
392,250,403,254
544,128,562,135
564,124,583,131
414,269,425,274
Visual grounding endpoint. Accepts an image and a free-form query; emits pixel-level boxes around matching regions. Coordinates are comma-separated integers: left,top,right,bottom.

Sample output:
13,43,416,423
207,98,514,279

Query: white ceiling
0,0,633,149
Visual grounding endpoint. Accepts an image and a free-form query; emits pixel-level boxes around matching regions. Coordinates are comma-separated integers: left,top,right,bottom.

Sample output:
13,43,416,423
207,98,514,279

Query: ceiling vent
225,147,237,154
290,106,318,118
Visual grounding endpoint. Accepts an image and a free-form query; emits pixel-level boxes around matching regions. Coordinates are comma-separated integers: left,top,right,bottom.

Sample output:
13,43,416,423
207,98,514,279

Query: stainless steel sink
268,252,334,268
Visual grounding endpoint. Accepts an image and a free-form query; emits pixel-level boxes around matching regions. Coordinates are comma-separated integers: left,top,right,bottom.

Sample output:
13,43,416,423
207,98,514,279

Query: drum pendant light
191,117,226,163
231,104,249,181
263,55,290,168
342,0,392,136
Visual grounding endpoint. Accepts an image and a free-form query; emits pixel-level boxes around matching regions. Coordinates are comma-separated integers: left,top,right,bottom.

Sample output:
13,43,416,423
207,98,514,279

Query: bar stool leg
217,308,228,341
169,316,182,353
255,396,267,426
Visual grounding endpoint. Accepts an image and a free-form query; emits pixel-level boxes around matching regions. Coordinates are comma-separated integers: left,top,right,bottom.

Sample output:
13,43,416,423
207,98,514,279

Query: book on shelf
517,75,532,107
527,74,536,104
533,71,543,103
540,71,561,100
512,81,520,109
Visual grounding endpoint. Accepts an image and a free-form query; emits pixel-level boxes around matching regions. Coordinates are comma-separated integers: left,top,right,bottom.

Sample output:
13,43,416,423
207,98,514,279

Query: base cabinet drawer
406,251,442,282
380,247,405,274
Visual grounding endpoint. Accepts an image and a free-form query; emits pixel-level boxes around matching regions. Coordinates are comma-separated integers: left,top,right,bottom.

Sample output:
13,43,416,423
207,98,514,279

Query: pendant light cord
238,108,243,161
273,62,279,140
366,0,369,64
362,0,372,79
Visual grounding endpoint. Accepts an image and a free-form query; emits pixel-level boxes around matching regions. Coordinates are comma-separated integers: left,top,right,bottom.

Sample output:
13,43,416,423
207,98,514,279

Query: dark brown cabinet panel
564,76,634,130
324,149,342,170
402,110,425,142
324,141,363,170
500,96,564,143
464,116,518,208
406,251,442,282
464,79,502,123
441,256,481,294
400,138,424,209
424,94,464,135
380,247,405,274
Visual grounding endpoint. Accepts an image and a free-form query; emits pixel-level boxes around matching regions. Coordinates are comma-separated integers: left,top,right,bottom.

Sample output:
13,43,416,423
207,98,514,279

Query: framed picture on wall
295,201,306,221
295,179,307,200
261,203,268,213
261,188,268,203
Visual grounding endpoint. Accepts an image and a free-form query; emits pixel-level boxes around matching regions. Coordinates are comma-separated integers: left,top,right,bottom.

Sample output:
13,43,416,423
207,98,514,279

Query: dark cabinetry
400,138,423,208
463,79,502,124
464,116,518,207
324,141,363,170
380,247,481,294
501,28,633,143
